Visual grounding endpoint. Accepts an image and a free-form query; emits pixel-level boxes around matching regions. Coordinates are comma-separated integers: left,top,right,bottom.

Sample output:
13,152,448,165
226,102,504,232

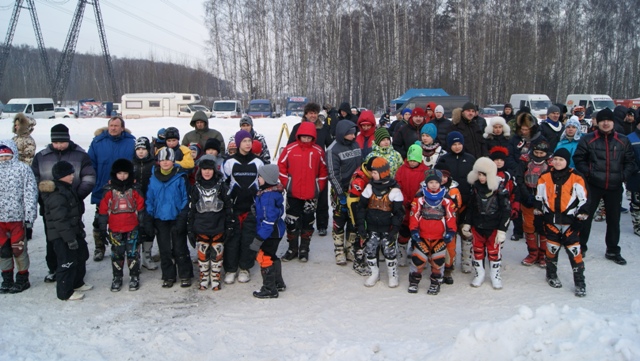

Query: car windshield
4,104,26,112
249,103,271,112
593,100,615,110
531,100,552,111
483,108,498,115
213,102,236,111
193,105,209,111
286,102,306,111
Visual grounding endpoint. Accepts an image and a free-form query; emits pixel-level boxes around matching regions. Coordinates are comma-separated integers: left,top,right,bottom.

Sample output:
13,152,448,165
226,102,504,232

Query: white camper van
565,94,615,113
121,93,202,118
212,100,243,118
509,94,553,120
0,98,55,119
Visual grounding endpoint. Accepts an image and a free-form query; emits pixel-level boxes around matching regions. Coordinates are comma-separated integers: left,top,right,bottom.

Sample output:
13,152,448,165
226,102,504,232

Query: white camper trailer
121,93,202,118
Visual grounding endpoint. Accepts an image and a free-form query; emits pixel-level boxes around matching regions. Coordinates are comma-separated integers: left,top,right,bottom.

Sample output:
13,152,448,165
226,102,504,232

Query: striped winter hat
374,127,391,145
371,157,391,179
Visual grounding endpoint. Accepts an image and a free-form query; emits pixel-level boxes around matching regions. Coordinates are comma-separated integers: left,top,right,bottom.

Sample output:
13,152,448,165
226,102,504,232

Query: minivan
565,94,615,115
509,94,552,120
0,98,55,119
212,100,243,118
247,99,274,118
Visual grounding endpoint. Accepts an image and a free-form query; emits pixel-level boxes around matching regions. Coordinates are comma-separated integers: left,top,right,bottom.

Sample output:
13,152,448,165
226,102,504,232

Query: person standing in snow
229,115,271,164
539,105,564,151
181,110,225,153
11,113,37,166
0,139,37,294
132,137,158,271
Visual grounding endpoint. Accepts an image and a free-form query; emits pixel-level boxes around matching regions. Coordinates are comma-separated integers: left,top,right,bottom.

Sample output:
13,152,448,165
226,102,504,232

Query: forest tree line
2,0,639,110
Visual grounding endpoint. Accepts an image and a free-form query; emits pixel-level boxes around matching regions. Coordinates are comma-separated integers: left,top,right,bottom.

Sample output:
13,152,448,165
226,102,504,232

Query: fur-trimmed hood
515,112,540,137
0,138,18,163
38,180,56,193
451,108,463,125
484,117,510,139
467,157,499,191
12,113,36,136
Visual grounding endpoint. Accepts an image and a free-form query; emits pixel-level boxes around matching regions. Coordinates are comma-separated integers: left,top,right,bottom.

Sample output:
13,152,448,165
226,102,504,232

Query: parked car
178,104,213,118
479,107,499,118
0,100,4,114
487,104,504,115
55,107,76,118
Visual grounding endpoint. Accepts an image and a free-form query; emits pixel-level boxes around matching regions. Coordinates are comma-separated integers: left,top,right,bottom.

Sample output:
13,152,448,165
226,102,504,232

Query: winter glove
303,199,318,214
249,238,263,252
443,231,456,244
357,227,367,240
576,213,588,221
461,224,472,239
533,208,543,216
101,231,111,246
188,232,196,248
495,230,506,245
24,221,33,230
510,202,521,220
410,230,421,244
68,239,79,250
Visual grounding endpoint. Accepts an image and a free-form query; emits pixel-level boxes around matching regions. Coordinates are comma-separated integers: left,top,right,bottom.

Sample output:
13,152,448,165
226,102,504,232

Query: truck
121,93,203,118
614,98,640,109
509,94,553,120
247,99,275,118
0,97,55,119
566,94,615,116
285,96,308,117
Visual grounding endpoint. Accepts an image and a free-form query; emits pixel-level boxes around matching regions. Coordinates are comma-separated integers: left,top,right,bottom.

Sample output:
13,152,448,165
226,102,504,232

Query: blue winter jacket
254,185,286,241
88,128,136,204
146,166,189,221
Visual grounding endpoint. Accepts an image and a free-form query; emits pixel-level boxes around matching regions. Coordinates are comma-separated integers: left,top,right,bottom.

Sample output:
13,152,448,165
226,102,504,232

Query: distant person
389,108,412,140
448,104,487,158
11,113,36,166
392,107,426,159
502,103,515,129
181,110,225,153
355,110,376,159
330,102,358,138
539,105,564,151
227,116,270,164
431,105,452,146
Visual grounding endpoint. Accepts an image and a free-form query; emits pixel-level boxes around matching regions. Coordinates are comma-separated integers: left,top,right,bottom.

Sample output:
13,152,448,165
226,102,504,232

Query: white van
0,98,55,119
509,94,553,120
212,100,243,118
565,94,615,113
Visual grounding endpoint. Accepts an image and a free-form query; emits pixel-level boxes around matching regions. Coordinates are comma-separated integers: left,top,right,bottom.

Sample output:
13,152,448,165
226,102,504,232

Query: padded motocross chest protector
109,189,136,214
195,183,224,213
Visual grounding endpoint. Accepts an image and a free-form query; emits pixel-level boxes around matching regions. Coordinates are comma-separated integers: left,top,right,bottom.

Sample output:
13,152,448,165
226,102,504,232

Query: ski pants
0,221,29,273
331,190,354,236
54,237,88,300
472,227,501,262
256,236,282,268
410,238,446,281
316,184,329,230
154,219,193,281
579,185,622,255
109,229,141,277
224,211,257,273
545,223,584,278
365,231,397,260
285,196,316,236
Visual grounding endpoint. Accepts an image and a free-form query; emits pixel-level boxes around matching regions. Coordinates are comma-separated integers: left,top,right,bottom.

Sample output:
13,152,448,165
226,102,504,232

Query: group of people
1,99,637,301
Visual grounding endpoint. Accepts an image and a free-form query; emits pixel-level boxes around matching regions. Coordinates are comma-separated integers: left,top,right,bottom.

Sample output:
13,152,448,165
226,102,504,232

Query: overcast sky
0,0,210,65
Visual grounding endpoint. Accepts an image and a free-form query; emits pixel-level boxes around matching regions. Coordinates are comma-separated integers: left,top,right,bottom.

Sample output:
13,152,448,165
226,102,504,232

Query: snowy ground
1,116,639,361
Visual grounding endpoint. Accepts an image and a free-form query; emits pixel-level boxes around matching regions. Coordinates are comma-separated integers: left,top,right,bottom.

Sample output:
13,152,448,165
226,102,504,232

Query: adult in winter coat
0,139,37,294
389,108,412,139
554,116,582,169
288,102,333,236
355,110,376,159
278,122,328,262
228,115,270,164
393,107,427,159
613,105,631,135
573,108,637,265
32,124,96,282
88,116,136,261
326,120,362,265
539,105,565,151
330,102,358,138
502,103,515,130
431,105,452,146
11,113,36,165
448,103,487,159
509,112,546,176
181,110,225,153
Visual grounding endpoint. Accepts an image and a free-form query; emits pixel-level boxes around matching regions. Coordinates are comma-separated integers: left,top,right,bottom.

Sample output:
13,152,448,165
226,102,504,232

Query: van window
579,100,588,107
4,103,26,113
34,103,54,112
182,95,191,100
213,102,237,111
530,100,552,111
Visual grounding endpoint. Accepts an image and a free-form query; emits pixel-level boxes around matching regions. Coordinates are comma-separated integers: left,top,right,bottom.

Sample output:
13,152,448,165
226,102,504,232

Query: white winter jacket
0,139,38,223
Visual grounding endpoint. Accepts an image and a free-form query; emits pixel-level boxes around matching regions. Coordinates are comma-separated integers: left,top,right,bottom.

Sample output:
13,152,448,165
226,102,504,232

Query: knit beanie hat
407,144,423,163
553,148,572,165
489,146,509,161
164,127,180,140
462,102,476,112
156,128,166,146
420,123,438,141
447,131,464,148
547,105,561,114
197,154,217,170
227,140,237,151
110,158,134,187
374,127,391,145
135,137,151,151
411,107,426,118
364,157,377,172
258,164,280,185
371,157,391,179
424,169,442,184
252,139,263,155
157,147,175,162
596,108,614,123
239,115,253,127
234,130,252,147
0,145,13,155
204,138,222,154
401,108,412,116
434,105,444,114
51,124,70,142
52,160,75,180
345,126,357,136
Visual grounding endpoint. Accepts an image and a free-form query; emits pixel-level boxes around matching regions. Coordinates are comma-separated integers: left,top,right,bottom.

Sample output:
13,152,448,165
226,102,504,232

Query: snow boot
521,233,538,266
408,272,421,293
461,237,473,273
470,259,485,287
364,258,379,287
224,271,237,284
386,258,398,288
111,277,123,292
273,259,286,292
397,242,408,267
537,238,547,268
93,230,105,261
180,278,192,288
129,276,140,291
44,272,56,283
573,264,586,297
9,272,30,293
443,267,454,285
198,259,211,290
332,231,347,265
345,232,356,262
282,231,299,262
546,254,562,288
141,242,158,270
427,277,441,295
253,266,278,299
490,261,502,290
298,231,312,262
238,269,251,283
211,261,223,291
0,271,14,294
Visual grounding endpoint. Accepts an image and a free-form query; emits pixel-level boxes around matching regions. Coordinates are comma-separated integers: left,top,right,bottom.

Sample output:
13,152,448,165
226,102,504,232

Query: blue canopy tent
391,88,448,110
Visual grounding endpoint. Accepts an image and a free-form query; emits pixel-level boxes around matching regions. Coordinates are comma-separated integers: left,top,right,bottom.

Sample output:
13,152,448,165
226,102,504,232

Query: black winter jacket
464,181,511,232
573,130,637,190
448,110,487,159
437,151,476,205
39,180,85,245
326,120,362,195
133,153,155,196
392,120,422,159
431,116,452,147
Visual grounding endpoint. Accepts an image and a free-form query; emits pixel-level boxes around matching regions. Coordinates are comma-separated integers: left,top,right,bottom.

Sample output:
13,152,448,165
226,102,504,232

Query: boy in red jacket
98,159,147,292
278,122,328,262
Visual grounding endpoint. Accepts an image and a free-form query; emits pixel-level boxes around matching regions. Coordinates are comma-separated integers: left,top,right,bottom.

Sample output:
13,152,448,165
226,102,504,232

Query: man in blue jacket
88,116,136,261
